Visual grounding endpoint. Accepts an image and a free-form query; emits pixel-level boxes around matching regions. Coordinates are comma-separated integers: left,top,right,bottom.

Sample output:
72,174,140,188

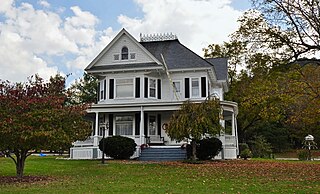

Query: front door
148,115,157,136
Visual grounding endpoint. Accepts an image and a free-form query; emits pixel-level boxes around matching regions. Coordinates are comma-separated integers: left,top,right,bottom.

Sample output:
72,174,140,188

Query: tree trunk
15,151,27,178
191,139,197,161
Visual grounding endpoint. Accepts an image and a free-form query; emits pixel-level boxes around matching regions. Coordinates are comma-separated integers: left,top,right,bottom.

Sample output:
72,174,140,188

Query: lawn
1,156,320,193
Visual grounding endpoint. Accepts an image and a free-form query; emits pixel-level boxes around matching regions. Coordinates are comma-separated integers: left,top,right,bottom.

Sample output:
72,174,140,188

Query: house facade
70,29,238,160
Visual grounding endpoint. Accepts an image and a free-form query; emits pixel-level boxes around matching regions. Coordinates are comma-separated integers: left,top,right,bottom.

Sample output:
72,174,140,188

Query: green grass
1,156,320,193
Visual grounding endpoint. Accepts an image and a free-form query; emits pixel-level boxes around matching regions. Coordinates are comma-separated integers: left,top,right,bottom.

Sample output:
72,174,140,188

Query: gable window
116,78,134,98
115,115,133,135
121,46,128,60
149,78,156,98
130,53,136,59
191,78,200,97
173,81,181,93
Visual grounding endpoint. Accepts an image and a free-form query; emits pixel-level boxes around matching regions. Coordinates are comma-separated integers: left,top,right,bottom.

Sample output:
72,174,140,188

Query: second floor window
116,78,134,98
191,78,200,97
149,78,156,98
121,46,128,60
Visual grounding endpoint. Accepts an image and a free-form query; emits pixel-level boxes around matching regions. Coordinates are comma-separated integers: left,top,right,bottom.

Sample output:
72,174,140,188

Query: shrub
240,148,252,160
297,149,309,161
99,136,137,159
248,136,273,158
186,137,222,160
197,137,222,160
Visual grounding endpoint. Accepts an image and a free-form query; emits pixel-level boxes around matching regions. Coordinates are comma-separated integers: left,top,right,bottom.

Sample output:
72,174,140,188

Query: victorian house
70,29,238,160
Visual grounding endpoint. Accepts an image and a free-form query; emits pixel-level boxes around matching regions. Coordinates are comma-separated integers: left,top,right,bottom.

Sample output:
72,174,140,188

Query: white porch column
93,112,99,146
231,112,235,136
140,106,144,145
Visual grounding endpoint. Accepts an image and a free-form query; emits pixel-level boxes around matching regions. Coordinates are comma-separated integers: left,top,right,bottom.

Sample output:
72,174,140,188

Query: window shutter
144,78,148,98
108,114,113,136
157,114,161,136
157,79,161,99
135,77,140,98
97,82,100,101
135,113,140,135
144,113,148,136
201,77,207,98
185,78,190,98
109,79,114,99
104,79,107,100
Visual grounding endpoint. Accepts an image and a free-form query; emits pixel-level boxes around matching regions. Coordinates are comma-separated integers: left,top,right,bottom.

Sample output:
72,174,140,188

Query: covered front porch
70,101,238,160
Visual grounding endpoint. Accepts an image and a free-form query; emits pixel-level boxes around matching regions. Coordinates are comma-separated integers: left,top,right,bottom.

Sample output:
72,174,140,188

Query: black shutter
135,77,140,98
109,79,114,99
185,78,190,98
144,78,148,98
157,114,161,136
104,79,107,100
135,113,140,135
201,77,207,98
97,82,100,101
157,79,161,99
144,113,148,136
108,114,113,136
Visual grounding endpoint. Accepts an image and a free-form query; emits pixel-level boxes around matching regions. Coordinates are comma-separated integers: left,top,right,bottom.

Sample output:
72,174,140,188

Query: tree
166,98,223,160
68,72,98,104
0,75,91,178
236,0,320,60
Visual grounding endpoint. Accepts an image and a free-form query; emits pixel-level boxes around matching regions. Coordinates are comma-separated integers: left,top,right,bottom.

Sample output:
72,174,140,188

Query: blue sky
0,0,252,84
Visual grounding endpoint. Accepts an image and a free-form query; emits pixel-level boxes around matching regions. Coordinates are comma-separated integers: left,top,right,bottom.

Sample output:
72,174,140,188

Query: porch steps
139,146,187,161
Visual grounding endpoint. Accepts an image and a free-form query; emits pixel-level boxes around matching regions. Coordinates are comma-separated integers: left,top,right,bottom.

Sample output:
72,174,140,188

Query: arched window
121,46,128,60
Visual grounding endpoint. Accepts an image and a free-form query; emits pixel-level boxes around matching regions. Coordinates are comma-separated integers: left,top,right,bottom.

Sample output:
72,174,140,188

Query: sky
0,0,252,84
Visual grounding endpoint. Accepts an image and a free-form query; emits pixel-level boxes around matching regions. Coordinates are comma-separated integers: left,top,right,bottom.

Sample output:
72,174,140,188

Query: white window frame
99,79,105,101
191,77,200,98
114,115,134,136
149,78,157,98
172,80,181,93
121,46,129,60
115,78,134,98
148,115,157,136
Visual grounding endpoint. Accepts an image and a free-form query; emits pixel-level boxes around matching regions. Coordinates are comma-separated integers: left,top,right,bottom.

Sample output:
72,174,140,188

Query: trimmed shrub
186,137,222,160
99,136,137,159
197,137,222,160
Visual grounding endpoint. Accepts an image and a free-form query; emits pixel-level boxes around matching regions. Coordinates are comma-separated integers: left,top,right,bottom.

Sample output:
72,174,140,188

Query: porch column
231,112,235,136
140,106,144,145
93,112,99,146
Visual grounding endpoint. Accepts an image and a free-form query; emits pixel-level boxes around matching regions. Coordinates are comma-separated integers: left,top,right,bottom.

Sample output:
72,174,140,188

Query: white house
70,29,238,160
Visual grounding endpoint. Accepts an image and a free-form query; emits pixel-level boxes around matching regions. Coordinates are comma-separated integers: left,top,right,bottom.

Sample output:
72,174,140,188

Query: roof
206,58,228,80
141,39,213,70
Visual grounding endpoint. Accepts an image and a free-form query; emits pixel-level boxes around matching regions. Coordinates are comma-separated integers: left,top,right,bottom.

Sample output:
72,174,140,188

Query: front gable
85,29,162,72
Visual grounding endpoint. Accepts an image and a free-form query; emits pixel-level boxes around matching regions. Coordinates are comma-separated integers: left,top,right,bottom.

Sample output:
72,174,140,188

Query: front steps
139,146,187,161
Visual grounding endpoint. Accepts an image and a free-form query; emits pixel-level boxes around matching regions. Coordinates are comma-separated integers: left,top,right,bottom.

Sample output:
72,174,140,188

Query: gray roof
88,62,161,71
141,40,213,70
206,58,228,80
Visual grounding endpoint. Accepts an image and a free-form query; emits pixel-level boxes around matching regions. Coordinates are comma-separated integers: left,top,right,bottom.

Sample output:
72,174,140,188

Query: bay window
116,78,134,98
149,78,156,98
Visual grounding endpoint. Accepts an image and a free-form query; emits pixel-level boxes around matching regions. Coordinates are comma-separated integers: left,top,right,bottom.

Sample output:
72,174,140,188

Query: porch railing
146,136,165,144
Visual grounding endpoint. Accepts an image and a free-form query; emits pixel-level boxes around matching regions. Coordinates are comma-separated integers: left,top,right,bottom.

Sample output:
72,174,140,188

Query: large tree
166,98,223,160
0,75,91,178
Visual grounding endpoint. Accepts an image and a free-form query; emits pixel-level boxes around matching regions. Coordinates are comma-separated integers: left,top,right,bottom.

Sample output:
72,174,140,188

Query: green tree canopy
166,98,223,160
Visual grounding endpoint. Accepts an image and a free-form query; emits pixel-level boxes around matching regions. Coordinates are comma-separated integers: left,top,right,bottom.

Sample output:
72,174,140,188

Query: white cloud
38,0,50,8
119,0,242,56
0,1,105,82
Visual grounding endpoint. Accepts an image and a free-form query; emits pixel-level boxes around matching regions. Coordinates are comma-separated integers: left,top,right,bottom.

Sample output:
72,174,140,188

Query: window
114,54,119,60
115,116,133,135
130,53,136,59
99,80,105,100
121,46,128,60
149,115,156,136
116,78,134,98
173,81,181,93
149,78,156,98
191,78,200,97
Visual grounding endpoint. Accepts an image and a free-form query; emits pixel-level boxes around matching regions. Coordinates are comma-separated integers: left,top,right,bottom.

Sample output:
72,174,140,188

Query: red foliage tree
0,75,91,178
